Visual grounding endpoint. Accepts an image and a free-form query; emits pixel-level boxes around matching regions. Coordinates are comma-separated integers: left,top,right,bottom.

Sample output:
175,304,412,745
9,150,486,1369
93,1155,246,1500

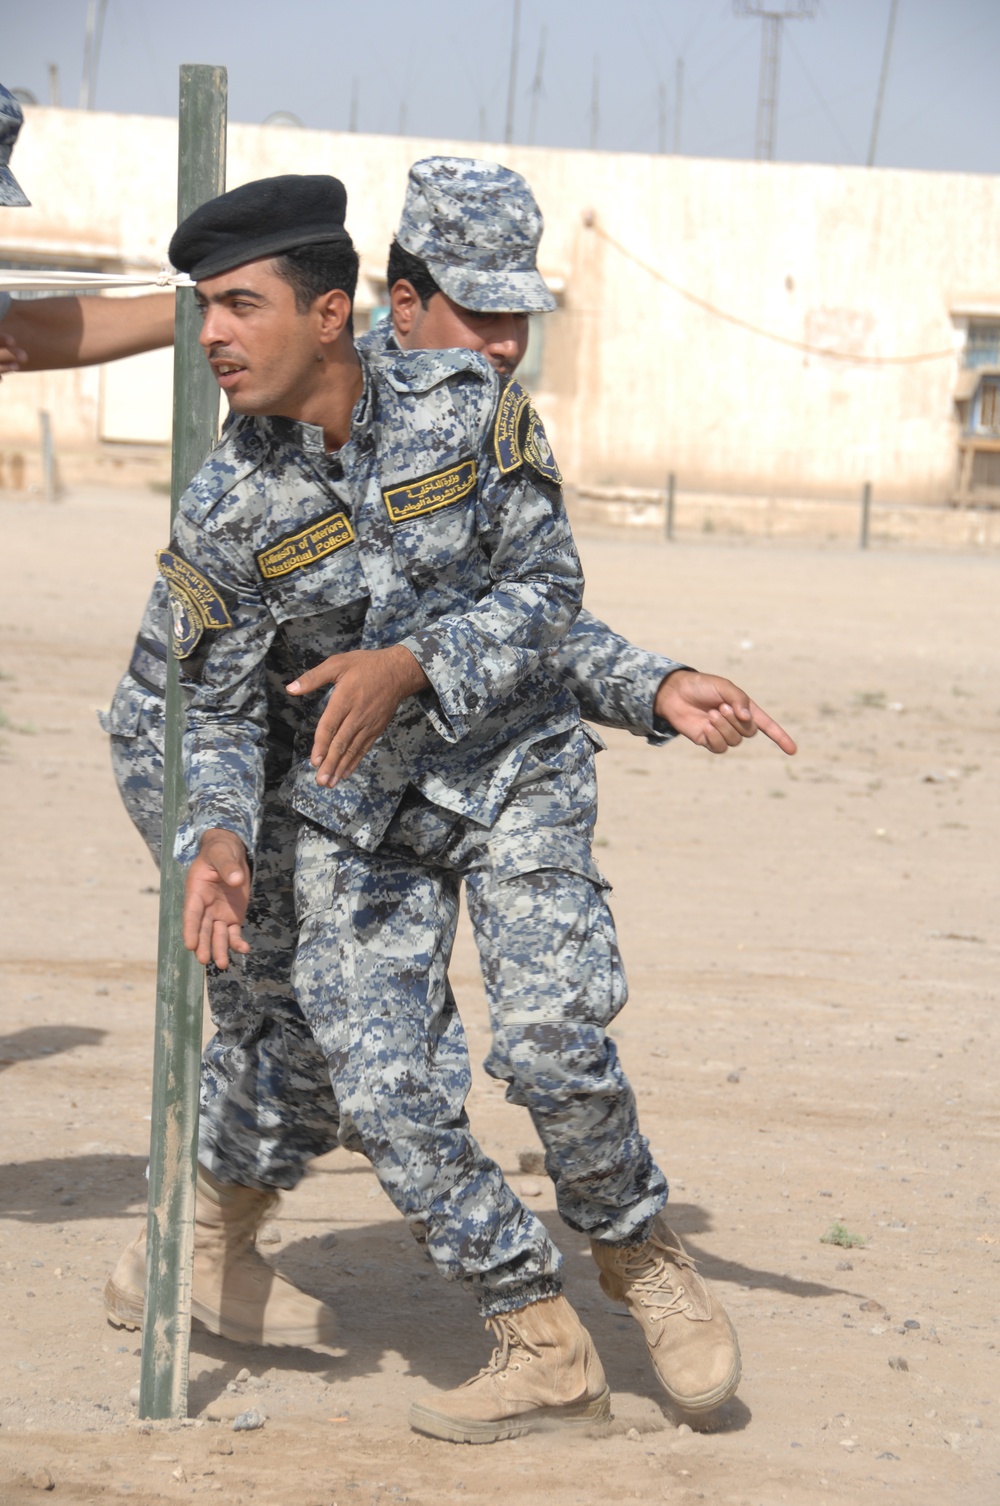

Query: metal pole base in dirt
40,409,58,501
859,481,872,550
139,62,227,1422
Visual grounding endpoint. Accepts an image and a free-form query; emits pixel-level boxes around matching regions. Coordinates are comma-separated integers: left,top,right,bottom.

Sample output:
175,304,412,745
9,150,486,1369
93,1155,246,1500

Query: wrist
200,827,247,858
387,643,430,697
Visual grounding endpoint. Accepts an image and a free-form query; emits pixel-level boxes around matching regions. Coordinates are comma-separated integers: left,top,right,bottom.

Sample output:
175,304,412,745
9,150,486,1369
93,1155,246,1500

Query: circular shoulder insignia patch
168,584,203,659
156,547,232,660
492,378,562,485
523,409,562,485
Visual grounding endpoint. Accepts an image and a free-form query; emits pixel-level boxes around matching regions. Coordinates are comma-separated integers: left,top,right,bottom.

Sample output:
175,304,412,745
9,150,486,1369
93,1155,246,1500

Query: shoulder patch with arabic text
156,548,232,660
382,458,478,524
492,379,562,485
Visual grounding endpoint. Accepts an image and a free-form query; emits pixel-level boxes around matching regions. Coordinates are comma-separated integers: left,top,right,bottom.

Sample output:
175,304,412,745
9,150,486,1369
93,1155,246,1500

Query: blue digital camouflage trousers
292,725,668,1317
102,685,343,1188
105,694,668,1315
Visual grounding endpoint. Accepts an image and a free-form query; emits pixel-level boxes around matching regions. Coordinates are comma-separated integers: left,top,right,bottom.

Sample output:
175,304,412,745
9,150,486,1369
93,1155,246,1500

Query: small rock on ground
232,1408,266,1432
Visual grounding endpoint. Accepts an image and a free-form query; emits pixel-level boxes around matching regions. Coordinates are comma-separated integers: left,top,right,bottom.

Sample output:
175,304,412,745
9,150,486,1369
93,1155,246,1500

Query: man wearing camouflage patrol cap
138,168,604,1436
105,161,789,1426
393,155,557,314
138,166,757,1442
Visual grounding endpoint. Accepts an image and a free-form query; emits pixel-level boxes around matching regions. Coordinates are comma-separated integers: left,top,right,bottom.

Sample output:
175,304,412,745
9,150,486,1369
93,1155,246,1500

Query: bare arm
0,291,174,371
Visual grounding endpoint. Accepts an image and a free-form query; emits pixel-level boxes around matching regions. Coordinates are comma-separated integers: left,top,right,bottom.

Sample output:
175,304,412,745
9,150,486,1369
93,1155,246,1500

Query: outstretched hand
287,644,430,788
655,669,796,756
0,331,28,378
182,828,252,969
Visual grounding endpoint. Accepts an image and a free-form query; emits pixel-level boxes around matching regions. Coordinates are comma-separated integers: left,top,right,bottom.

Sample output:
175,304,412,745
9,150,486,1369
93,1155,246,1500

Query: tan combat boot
103,1169,336,1348
409,1293,611,1444
592,1214,740,1413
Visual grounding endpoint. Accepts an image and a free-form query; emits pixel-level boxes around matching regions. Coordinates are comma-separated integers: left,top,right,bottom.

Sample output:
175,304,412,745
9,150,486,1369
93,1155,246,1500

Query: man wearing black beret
107,170,750,1439
170,173,354,279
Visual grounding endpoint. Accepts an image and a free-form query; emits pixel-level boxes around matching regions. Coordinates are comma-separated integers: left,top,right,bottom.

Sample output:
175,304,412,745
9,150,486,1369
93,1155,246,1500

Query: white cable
0,269,192,293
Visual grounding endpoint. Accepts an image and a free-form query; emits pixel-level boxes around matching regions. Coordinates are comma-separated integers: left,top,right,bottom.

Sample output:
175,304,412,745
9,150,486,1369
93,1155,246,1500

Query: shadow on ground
0,1153,147,1221
177,1197,857,1420
0,1025,107,1071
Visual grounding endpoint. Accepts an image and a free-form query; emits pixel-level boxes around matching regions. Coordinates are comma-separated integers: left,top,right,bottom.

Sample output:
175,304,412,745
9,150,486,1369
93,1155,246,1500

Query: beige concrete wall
2,106,997,500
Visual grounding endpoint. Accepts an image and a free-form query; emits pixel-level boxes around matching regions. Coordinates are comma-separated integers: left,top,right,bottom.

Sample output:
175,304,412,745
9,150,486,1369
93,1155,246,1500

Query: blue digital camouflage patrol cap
0,85,30,207
395,157,556,315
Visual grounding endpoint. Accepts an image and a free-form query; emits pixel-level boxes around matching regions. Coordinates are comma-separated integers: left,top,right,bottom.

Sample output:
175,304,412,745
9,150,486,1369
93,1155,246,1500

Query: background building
1,105,998,503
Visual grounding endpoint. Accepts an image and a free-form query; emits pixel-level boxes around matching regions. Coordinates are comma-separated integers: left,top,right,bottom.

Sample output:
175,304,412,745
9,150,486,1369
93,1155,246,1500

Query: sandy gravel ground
0,487,997,1505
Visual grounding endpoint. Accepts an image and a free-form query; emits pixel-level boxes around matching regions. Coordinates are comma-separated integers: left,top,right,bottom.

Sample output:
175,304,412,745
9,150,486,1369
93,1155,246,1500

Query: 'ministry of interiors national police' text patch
493,379,562,485
382,458,477,524
256,510,354,580
157,548,232,659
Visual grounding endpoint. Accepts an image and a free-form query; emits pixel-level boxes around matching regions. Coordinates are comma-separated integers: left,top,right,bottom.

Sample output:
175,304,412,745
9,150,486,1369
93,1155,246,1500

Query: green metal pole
139,62,227,1421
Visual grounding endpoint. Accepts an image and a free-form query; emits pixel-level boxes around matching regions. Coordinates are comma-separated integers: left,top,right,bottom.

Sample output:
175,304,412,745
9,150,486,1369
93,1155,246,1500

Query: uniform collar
250,356,375,456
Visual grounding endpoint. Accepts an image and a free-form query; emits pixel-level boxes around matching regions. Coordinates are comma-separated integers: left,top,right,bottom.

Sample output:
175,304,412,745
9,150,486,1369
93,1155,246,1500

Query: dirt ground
1,486,997,1505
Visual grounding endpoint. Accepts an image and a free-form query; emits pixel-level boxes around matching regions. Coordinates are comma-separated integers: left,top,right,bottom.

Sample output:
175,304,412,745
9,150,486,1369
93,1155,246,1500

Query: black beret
169,173,351,280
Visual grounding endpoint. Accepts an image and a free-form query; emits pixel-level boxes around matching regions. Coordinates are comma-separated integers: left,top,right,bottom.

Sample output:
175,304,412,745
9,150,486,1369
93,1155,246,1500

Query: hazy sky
5,0,1000,175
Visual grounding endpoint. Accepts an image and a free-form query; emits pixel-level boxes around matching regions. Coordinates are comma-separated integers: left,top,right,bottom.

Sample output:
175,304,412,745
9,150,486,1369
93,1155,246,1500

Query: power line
875,30,1000,156
504,0,521,145
674,56,684,153
783,24,859,163
527,26,546,146
867,0,900,167
80,0,109,110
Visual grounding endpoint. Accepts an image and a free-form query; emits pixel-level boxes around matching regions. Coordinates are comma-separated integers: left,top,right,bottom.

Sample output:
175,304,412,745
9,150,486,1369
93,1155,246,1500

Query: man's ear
316,288,352,344
389,279,421,341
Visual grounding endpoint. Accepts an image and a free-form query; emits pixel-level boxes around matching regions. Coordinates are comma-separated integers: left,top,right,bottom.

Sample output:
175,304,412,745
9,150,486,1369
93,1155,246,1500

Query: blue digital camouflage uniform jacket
104,320,684,789
161,344,586,861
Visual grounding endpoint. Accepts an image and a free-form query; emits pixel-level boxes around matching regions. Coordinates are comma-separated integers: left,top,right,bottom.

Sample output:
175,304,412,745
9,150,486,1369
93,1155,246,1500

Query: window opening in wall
977,377,1000,433
964,320,1000,369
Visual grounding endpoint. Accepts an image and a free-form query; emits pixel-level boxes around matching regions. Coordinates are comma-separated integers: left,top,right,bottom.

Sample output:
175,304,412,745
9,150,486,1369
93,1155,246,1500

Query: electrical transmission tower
735,2,816,161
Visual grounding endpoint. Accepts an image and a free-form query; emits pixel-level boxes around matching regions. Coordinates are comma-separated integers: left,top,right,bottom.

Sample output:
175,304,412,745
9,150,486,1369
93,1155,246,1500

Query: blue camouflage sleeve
399,376,584,743
548,607,690,744
158,505,277,863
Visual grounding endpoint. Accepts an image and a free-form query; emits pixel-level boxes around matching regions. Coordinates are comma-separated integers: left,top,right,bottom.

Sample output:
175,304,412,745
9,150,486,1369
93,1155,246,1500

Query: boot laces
464,1313,542,1385
621,1241,696,1320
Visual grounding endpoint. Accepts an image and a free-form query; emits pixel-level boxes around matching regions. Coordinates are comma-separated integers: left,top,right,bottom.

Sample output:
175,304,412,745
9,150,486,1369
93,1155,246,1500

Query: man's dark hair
386,238,441,308
274,239,359,331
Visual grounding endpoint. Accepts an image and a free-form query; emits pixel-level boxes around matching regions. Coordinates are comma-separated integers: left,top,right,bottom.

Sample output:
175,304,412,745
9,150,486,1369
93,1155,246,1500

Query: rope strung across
0,269,192,292
590,220,957,367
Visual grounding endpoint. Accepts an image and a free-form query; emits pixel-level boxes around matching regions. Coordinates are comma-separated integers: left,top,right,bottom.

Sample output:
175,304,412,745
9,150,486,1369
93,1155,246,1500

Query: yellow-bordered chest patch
156,548,232,659
382,458,478,524
255,510,355,580
492,379,562,485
